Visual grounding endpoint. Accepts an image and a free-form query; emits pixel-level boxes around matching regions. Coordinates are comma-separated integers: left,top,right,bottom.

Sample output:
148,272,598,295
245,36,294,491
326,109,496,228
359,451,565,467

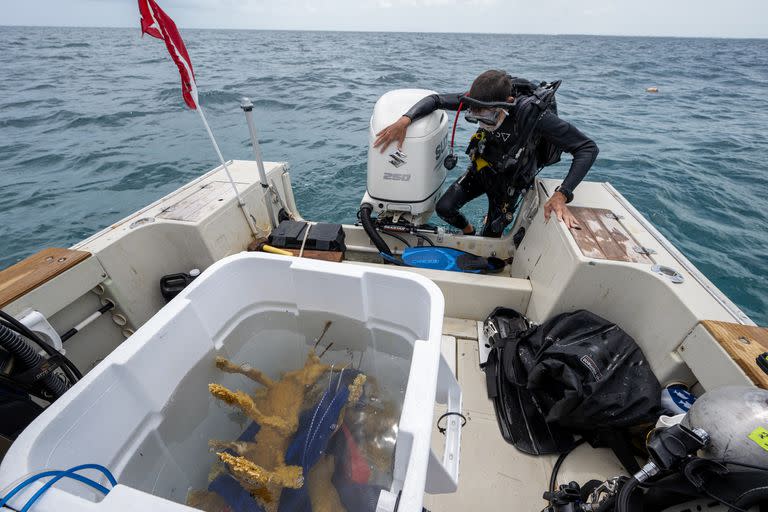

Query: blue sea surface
0,27,766,323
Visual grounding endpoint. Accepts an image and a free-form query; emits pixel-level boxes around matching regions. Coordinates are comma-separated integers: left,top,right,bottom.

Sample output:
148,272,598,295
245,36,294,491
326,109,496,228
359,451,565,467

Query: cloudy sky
3,0,767,38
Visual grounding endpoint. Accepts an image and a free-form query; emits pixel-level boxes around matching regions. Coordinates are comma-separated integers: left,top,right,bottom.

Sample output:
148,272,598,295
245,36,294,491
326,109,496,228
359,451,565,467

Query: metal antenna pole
195,103,259,238
240,97,277,229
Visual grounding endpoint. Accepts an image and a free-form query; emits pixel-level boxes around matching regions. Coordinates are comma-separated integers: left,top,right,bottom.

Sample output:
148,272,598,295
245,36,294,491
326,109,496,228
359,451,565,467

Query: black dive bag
484,308,662,456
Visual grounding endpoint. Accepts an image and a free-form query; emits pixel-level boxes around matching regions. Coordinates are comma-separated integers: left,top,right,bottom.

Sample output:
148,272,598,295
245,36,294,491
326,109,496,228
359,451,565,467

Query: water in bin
137,313,405,512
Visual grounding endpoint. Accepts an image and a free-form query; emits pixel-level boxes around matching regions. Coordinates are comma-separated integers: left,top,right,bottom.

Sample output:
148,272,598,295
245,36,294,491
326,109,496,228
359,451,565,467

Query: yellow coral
348,374,367,404
208,384,292,433
307,455,346,512
194,345,371,512
218,451,303,489
215,356,275,388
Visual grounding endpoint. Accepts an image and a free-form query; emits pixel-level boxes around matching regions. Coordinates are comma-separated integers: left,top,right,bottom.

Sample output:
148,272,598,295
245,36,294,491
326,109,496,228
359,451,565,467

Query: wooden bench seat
701,320,768,389
0,248,91,309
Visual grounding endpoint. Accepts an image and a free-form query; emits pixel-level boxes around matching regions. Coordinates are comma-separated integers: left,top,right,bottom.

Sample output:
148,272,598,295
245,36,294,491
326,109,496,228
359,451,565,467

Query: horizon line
1,23,766,40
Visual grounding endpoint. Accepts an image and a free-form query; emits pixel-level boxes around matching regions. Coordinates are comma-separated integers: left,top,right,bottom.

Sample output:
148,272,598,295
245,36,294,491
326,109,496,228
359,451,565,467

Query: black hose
413,232,435,246
702,490,749,512
2,321,78,397
0,310,82,381
549,438,586,496
616,477,640,512
358,205,392,256
728,485,768,512
0,318,76,386
380,230,411,248
719,460,768,472
0,322,68,398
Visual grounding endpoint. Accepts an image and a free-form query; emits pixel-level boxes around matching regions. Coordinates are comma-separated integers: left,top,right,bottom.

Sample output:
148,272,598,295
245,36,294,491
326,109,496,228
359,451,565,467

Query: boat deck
424,318,625,511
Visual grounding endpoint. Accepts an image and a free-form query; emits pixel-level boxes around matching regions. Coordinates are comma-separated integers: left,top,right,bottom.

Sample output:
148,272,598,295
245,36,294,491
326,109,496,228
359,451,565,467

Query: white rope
298,222,313,258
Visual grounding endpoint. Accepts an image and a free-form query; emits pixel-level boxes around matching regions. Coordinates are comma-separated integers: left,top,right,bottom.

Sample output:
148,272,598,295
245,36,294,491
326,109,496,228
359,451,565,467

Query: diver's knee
435,196,455,220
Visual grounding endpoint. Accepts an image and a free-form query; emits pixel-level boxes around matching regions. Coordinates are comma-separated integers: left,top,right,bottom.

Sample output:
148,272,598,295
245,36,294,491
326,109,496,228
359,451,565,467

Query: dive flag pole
193,91,255,222
137,0,259,237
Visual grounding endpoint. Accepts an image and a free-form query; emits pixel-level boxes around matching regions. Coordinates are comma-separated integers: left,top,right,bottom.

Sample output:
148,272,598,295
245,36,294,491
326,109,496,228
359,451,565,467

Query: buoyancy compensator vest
466,80,563,188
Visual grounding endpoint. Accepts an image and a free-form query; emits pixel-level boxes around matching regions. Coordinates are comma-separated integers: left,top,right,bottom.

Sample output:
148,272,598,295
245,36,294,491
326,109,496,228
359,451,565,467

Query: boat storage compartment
0,252,461,512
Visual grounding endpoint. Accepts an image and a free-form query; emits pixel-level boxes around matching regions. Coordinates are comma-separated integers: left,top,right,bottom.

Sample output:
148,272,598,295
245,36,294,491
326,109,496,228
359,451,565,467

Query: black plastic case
268,221,346,252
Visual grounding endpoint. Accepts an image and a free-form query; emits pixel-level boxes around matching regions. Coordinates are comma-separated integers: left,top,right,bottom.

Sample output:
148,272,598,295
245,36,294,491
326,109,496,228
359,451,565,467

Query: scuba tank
682,385,768,465
543,386,768,512
463,80,563,187
501,80,563,183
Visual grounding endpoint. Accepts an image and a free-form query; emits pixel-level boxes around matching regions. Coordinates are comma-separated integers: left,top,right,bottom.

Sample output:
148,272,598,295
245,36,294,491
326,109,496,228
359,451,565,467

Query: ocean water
0,27,766,323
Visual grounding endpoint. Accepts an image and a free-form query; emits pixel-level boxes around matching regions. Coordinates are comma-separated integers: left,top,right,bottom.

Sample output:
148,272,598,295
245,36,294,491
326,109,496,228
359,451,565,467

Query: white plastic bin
0,253,461,512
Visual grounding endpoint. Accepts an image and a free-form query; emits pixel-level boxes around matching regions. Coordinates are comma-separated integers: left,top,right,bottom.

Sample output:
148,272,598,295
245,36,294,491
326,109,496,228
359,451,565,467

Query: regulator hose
616,476,641,512
358,204,392,256
728,485,768,512
0,322,68,398
0,309,82,380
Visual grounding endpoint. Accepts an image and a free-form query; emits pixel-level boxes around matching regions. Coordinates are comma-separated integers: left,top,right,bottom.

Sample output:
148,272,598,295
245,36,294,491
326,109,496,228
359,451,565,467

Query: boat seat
0,248,91,309
677,320,768,390
701,321,768,389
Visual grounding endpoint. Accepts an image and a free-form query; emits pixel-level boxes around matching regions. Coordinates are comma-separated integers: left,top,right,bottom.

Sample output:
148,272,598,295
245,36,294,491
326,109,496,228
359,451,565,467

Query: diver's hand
544,192,580,229
374,116,411,153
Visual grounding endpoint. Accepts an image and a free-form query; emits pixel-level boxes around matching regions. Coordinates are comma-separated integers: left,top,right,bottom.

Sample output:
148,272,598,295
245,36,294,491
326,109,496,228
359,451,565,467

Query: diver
373,70,599,236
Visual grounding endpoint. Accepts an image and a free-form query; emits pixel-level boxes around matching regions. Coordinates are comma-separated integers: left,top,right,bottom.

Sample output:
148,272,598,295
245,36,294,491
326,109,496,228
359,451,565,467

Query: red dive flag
138,0,197,109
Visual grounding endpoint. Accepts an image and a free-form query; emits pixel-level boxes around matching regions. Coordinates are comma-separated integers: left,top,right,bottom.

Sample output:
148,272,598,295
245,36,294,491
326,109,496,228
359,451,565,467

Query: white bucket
0,253,461,512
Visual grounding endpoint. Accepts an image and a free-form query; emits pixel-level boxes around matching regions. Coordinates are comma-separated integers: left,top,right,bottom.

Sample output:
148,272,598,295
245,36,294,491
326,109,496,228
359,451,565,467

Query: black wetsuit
404,93,599,237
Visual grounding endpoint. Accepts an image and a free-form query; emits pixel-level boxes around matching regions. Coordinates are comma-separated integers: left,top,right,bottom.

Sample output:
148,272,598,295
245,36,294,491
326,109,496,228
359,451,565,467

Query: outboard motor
361,89,449,226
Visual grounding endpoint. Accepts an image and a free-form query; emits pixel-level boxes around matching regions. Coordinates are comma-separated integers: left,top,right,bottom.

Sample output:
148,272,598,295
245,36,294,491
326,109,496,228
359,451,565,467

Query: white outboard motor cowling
361,89,449,225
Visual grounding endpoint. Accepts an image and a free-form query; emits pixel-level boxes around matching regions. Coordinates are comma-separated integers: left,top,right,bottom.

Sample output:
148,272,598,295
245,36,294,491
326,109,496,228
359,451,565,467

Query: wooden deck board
246,242,344,263
701,320,768,389
568,207,653,264
0,248,91,308
599,213,653,264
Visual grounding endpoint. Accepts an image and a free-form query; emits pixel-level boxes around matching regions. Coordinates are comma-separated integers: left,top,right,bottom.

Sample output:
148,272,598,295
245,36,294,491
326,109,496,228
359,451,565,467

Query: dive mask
465,107,507,132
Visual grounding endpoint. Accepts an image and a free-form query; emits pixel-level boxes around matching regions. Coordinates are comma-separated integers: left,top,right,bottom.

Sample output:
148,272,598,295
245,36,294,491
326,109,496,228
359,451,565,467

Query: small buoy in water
646,86,659,93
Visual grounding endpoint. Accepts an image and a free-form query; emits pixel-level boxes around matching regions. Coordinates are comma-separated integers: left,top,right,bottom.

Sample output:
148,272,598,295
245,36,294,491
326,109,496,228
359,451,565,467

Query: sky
2,0,767,38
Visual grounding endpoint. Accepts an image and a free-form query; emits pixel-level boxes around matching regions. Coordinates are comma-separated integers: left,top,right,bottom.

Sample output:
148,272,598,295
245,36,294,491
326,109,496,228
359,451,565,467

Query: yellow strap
474,156,491,171
469,131,491,171
262,245,293,256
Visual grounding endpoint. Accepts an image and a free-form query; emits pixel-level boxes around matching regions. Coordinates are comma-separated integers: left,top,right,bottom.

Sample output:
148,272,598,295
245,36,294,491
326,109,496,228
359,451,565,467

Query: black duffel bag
485,308,663,461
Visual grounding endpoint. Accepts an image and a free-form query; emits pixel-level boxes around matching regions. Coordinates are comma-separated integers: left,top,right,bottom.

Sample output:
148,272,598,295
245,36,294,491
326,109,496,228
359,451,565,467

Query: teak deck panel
701,320,768,389
157,181,246,223
0,248,91,308
568,207,653,264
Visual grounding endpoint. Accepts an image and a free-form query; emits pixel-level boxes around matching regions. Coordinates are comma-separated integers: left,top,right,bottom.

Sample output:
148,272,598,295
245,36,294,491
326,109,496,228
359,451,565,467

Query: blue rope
0,464,116,511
